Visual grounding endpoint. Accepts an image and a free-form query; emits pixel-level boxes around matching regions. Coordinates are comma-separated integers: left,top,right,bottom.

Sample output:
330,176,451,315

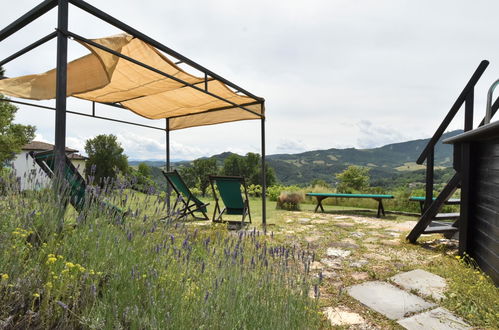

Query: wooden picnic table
306,193,394,218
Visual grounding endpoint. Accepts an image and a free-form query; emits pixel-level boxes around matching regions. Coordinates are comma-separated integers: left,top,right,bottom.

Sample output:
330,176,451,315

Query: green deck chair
30,150,126,221
209,175,251,224
162,170,209,220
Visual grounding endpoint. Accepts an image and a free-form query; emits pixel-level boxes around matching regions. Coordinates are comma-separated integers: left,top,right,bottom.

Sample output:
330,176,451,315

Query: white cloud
275,139,308,154
6,0,499,158
356,120,408,149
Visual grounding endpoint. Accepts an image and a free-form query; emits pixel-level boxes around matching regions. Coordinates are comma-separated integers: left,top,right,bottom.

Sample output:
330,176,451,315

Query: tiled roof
22,141,78,153
67,153,87,160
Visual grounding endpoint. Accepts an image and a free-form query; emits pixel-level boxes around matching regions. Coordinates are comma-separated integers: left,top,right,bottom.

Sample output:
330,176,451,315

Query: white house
10,141,87,190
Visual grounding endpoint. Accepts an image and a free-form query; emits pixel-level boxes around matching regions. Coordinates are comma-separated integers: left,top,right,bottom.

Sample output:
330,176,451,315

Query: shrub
247,184,262,197
276,191,304,211
267,185,302,201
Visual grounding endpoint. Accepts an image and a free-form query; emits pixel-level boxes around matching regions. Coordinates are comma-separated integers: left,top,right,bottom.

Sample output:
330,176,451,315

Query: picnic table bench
409,196,460,214
306,193,394,218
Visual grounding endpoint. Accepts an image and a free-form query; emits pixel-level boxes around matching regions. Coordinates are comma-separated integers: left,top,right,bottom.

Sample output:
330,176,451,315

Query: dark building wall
469,139,499,285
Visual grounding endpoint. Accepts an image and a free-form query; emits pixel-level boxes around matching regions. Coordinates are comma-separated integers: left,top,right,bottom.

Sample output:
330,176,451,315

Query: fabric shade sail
0,34,264,130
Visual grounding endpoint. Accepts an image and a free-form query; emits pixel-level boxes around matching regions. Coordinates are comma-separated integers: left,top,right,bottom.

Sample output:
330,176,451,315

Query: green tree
222,152,276,186
178,158,218,196
311,179,330,188
192,158,218,196
335,165,370,193
128,163,156,192
0,66,36,168
84,134,128,185
222,154,245,177
138,162,151,178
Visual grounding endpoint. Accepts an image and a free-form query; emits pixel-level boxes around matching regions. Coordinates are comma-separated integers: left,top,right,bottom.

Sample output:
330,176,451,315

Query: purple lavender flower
57,301,69,309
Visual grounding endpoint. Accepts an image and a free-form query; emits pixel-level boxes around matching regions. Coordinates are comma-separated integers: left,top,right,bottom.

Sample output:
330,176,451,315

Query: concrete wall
10,151,51,191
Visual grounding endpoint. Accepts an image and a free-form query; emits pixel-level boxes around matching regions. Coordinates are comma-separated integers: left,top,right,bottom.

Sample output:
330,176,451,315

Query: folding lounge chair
209,175,251,224
29,150,126,221
162,170,209,220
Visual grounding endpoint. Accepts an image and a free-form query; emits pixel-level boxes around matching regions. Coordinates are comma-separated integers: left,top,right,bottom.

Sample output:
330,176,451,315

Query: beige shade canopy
0,34,264,130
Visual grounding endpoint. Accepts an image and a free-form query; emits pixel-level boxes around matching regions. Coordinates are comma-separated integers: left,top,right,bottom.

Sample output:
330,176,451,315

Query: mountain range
133,130,462,187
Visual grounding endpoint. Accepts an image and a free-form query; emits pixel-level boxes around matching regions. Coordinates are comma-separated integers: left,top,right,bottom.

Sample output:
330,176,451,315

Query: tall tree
0,66,36,169
222,152,276,186
84,134,128,185
336,165,370,193
181,158,218,196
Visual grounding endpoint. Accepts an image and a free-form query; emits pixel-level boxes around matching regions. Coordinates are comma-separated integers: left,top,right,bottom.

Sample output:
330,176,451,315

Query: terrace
0,0,497,329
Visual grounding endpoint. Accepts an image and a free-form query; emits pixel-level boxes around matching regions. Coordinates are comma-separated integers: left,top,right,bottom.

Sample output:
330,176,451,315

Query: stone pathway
265,210,479,328
346,269,471,329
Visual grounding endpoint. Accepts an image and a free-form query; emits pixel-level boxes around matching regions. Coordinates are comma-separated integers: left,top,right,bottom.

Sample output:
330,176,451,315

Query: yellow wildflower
89,270,95,275
46,257,57,264
48,254,55,258
1,274,9,280
57,255,64,259
45,282,53,289
65,262,75,268
76,264,85,272
33,293,40,298
142,274,147,279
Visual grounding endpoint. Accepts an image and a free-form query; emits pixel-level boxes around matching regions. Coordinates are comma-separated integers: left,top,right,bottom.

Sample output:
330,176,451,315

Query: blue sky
3,0,499,160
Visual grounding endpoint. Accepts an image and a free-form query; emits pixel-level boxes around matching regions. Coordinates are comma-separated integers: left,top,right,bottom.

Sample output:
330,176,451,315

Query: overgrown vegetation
0,174,323,329
0,72,36,169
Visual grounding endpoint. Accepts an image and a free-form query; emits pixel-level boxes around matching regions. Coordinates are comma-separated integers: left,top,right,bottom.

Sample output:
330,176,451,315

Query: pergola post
54,0,68,174
261,116,267,226
166,119,170,171
165,118,171,210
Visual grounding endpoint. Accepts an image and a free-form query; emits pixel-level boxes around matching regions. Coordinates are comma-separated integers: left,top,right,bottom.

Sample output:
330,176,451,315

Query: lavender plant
0,171,324,329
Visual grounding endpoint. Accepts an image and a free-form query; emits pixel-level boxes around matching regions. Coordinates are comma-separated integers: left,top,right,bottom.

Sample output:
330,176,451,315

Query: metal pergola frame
0,0,267,225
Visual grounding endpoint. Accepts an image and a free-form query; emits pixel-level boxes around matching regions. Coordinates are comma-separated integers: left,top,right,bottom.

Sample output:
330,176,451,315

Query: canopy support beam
66,31,263,119
0,99,167,132
0,31,57,68
261,117,267,226
166,118,171,211
0,0,57,42
68,0,263,102
54,0,68,175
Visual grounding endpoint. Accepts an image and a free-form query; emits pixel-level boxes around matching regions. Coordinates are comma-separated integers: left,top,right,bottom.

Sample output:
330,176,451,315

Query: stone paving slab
390,269,447,300
397,307,471,330
323,306,365,326
347,281,435,320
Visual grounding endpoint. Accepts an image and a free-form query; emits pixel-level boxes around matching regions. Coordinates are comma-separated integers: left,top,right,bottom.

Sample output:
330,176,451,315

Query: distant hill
265,130,461,185
133,130,462,187
129,159,184,167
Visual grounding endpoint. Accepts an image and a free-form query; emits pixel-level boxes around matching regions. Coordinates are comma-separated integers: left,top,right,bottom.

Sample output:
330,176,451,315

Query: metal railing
416,60,489,211
417,60,499,211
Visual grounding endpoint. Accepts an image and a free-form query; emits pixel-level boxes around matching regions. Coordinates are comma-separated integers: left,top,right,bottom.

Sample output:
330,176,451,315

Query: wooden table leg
314,197,326,213
375,198,385,218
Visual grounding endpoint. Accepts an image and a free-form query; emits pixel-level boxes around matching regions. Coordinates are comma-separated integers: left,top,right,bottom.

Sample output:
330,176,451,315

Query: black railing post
464,89,474,132
424,148,434,212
